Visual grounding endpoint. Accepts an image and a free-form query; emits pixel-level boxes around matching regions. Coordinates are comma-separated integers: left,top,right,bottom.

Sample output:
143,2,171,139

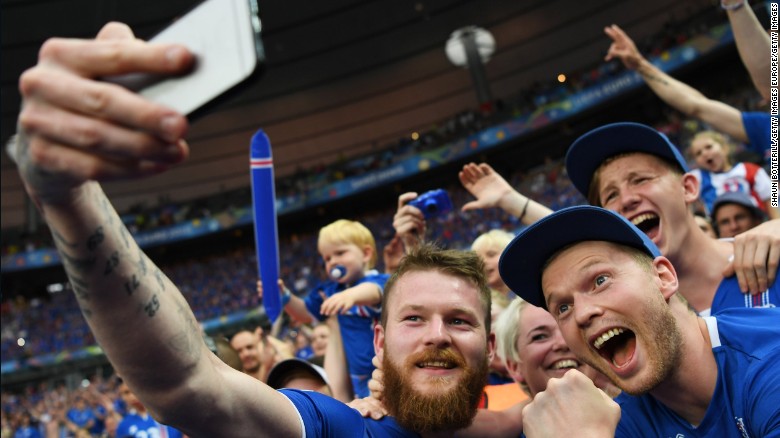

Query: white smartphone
107,0,265,119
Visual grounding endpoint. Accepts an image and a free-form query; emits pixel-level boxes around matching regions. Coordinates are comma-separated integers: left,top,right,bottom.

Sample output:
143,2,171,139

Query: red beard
382,347,488,433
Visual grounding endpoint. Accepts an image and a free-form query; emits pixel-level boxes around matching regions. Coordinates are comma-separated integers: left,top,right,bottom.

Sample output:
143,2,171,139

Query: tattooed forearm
51,228,78,250
59,249,97,273
154,268,166,292
71,275,91,301
137,254,148,277
144,294,160,317
99,196,114,227
125,274,141,296
87,226,105,251
119,225,130,249
167,297,202,362
103,251,120,275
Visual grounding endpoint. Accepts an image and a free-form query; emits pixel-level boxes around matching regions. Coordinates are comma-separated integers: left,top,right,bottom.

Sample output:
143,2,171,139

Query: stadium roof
1,0,713,228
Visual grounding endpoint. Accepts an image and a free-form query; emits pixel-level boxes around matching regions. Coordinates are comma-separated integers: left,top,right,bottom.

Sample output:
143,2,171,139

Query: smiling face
508,303,587,395
541,241,682,395
375,269,492,432
593,153,698,261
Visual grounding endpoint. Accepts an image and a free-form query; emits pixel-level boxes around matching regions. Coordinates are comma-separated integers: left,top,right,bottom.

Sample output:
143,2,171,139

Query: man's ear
653,256,679,302
682,173,700,205
486,332,496,362
374,323,385,363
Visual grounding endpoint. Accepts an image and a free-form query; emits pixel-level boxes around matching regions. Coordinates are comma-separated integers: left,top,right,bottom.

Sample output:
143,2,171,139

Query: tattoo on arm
137,254,148,276
125,275,141,296
51,229,78,250
119,225,130,249
59,250,97,273
71,275,91,301
144,294,160,317
167,295,203,362
87,227,104,251
99,197,114,227
154,269,166,292
103,251,120,276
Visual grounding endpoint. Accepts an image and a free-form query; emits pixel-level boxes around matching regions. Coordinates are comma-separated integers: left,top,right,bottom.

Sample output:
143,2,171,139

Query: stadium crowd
2,1,778,436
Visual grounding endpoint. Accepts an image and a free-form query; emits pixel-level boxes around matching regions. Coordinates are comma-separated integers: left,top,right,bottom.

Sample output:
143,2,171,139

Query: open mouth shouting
591,327,637,373
630,213,659,241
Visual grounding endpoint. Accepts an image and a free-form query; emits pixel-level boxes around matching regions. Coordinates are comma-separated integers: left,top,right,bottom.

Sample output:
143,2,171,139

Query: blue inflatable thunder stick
250,129,281,322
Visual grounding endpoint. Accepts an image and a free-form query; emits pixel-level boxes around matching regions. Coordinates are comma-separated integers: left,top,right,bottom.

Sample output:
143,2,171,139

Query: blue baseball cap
499,205,661,309
711,191,765,220
565,122,689,199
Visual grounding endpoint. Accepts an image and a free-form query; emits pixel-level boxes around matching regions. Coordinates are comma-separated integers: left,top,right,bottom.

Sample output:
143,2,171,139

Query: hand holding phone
106,0,265,118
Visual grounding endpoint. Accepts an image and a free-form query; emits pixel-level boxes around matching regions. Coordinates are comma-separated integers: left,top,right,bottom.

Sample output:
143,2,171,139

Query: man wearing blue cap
6,24,499,438
499,206,780,437
711,191,766,238
564,122,779,315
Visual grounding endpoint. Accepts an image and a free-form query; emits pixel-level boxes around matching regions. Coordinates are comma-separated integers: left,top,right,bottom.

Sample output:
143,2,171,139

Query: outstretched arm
459,162,551,224
724,0,771,100
13,23,300,438
604,24,747,142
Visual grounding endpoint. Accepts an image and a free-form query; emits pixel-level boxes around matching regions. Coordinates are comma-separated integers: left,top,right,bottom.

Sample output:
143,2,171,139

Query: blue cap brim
498,205,661,309
565,122,689,199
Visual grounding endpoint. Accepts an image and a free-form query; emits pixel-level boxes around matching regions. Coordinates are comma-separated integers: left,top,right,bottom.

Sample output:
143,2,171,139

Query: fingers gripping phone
107,0,265,119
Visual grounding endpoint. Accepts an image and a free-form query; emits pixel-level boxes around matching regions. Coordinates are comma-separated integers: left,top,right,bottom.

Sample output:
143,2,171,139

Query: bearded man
10,21,496,438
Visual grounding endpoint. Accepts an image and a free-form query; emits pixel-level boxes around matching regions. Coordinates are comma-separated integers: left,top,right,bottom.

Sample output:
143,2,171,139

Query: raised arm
12,23,300,438
604,24,748,142
458,162,551,224
724,0,771,100
324,316,356,402
392,192,427,253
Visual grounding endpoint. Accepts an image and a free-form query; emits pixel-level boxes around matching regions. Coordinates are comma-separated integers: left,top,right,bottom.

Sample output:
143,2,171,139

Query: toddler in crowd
688,130,777,219
269,219,388,398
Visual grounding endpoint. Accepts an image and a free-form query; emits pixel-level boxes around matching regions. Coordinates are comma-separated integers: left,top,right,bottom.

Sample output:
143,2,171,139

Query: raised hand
14,22,194,205
603,24,644,70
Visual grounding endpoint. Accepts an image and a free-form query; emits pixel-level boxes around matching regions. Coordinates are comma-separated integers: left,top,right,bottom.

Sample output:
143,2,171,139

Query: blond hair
318,219,377,268
688,130,733,168
471,229,515,253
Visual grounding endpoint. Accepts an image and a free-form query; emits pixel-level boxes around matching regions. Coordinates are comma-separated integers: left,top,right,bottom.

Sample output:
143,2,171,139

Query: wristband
518,197,530,222
281,289,292,307
720,0,745,11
